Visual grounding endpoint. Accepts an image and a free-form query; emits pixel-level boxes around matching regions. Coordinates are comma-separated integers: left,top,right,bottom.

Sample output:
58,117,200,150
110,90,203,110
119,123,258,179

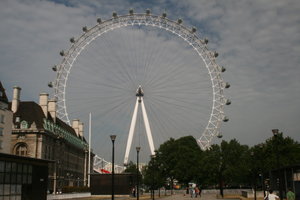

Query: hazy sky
1,0,300,164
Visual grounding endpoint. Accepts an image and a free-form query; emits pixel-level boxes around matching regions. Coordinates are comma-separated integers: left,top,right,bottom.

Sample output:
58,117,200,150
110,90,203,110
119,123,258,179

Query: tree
156,136,202,186
124,161,142,185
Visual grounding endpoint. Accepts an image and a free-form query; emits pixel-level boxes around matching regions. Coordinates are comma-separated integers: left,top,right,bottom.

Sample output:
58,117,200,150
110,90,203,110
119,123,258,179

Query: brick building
9,86,92,193
0,82,13,154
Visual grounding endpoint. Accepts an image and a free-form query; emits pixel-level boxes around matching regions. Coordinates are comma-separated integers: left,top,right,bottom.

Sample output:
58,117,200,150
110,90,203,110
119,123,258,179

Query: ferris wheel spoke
149,94,210,113
149,95,209,123
146,98,201,141
145,100,175,141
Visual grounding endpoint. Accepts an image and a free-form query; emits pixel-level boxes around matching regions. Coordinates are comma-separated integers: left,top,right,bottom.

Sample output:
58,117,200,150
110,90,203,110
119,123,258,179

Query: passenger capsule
162,12,167,18
217,133,223,138
225,82,230,89
70,37,75,43
97,18,102,24
177,18,183,24
48,82,53,88
214,51,219,58
223,116,229,122
82,26,88,32
112,12,118,18
221,66,226,72
191,27,197,33
59,50,65,56
52,65,57,71
226,99,231,105
146,9,151,15
129,9,134,15
204,38,209,44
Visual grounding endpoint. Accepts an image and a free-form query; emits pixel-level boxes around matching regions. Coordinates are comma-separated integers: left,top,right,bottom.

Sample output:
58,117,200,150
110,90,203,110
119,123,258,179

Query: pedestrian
264,190,279,200
189,185,194,198
195,186,199,197
198,186,202,197
132,187,136,197
286,188,295,200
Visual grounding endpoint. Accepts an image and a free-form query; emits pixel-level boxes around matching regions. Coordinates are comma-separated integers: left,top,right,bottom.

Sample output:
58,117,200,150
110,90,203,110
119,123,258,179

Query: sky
0,0,300,164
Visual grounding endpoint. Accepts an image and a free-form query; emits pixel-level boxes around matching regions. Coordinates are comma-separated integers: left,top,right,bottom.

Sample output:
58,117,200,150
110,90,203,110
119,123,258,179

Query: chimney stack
39,93,49,118
79,122,84,138
11,86,21,113
72,119,80,137
48,99,57,123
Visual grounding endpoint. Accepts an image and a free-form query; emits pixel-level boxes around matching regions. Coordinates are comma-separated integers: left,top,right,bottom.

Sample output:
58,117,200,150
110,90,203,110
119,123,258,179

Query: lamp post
218,147,224,198
272,129,283,200
250,151,257,200
110,135,116,200
136,147,141,200
150,155,155,200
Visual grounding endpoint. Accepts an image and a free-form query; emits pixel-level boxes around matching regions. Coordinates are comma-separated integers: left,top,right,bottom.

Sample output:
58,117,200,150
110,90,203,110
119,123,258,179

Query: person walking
264,190,279,200
131,187,136,197
286,188,295,200
195,186,200,197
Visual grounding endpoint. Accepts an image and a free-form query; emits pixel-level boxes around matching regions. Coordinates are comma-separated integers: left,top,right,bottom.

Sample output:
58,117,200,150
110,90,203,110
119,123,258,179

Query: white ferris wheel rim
52,12,229,150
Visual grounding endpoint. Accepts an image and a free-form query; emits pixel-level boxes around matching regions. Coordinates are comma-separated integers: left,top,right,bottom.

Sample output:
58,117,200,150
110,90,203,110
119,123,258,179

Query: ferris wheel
48,9,230,164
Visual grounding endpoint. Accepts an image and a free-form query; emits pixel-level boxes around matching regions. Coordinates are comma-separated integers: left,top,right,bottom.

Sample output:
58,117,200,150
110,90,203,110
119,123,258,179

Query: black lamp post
150,155,155,200
272,129,283,200
250,151,257,200
136,147,141,200
218,147,224,198
110,135,116,200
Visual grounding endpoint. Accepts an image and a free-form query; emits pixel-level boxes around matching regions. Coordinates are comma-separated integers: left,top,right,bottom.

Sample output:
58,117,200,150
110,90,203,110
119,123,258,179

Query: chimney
48,99,56,123
39,93,49,118
79,122,84,138
11,86,21,113
72,119,80,137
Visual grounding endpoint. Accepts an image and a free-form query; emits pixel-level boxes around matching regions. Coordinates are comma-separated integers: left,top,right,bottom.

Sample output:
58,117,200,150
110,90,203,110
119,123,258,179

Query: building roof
0,81,9,103
10,101,78,138
11,101,45,129
9,101,88,149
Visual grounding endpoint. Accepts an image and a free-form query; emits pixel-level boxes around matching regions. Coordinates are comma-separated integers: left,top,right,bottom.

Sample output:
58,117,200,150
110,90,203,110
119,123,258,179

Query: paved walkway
57,193,240,200
154,193,239,200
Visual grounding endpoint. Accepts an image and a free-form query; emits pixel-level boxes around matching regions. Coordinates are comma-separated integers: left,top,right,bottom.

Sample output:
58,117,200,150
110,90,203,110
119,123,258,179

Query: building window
0,140,2,149
0,115,4,123
20,121,28,129
15,143,27,156
0,127,3,136
15,117,20,123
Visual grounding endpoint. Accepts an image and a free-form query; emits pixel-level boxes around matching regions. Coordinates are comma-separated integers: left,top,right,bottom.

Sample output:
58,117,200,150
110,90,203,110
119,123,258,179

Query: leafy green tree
220,139,250,187
143,157,165,190
124,161,142,184
262,134,300,171
143,132,300,192
200,140,249,196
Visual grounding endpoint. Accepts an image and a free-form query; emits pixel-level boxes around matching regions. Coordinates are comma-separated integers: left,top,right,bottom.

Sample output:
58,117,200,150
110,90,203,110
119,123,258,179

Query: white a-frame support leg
124,86,155,165
140,99,155,155
124,98,139,165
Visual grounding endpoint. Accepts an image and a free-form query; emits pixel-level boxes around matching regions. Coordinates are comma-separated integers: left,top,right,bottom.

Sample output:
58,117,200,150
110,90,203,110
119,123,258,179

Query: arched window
15,143,27,156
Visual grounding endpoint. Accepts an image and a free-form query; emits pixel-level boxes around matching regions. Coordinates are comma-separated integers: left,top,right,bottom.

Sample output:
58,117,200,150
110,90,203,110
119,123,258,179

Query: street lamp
110,135,116,200
150,155,155,200
272,129,283,200
136,147,141,200
250,151,257,200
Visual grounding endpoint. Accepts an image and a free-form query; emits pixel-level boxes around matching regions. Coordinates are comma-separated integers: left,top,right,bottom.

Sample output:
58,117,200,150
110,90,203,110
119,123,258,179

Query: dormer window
15,117,20,123
20,120,28,129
